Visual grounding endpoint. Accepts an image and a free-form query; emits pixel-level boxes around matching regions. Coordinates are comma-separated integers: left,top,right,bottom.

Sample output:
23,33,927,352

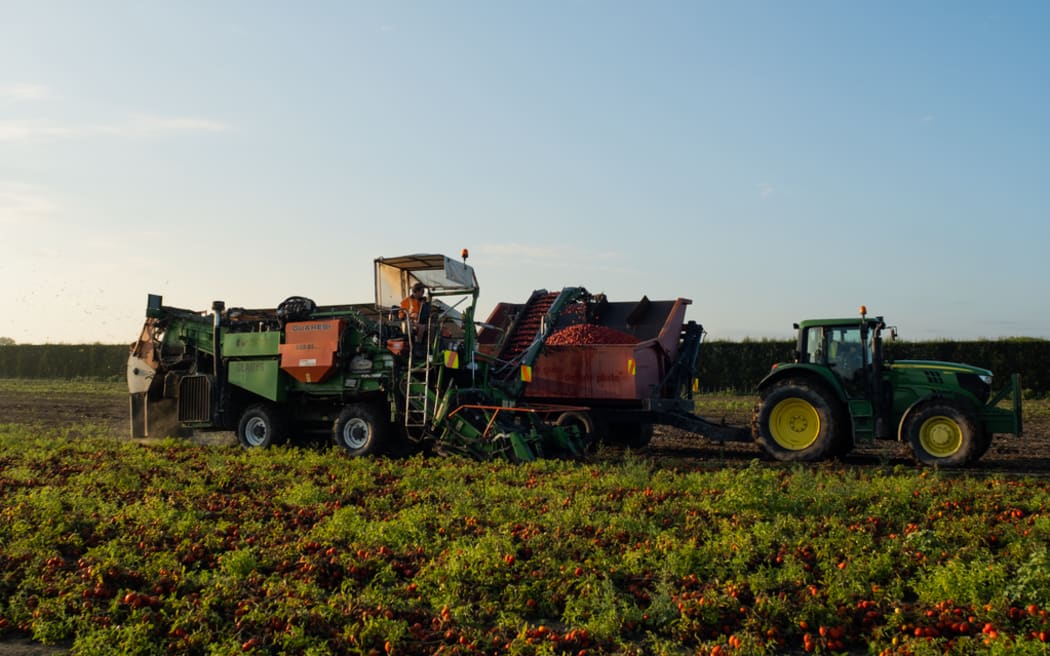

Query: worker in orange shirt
400,282,428,344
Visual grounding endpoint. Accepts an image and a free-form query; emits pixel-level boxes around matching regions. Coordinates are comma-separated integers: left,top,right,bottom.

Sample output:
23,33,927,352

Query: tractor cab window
802,327,824,364
827,326,864,386
802,325,865,389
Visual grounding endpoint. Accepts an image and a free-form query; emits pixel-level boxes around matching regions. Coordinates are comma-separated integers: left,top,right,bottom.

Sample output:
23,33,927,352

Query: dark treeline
0,340,1047,394
697,339,1050,394
0,344,129,380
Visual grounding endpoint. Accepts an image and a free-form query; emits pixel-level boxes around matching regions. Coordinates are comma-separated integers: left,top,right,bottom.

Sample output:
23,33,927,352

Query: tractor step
848,400,876,444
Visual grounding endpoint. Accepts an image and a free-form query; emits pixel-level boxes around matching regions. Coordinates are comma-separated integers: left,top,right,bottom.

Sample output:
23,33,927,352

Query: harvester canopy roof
374,253,478,310
797,316,884,331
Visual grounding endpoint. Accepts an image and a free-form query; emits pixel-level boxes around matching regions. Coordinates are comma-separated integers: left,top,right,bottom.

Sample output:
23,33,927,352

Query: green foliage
0,378,124,395
0,344,127,380
1,427,1049,654
697,339,794,393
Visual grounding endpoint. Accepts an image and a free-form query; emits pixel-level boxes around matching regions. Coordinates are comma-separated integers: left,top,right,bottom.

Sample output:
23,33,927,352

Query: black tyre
754,381,841,462
237,404,286,448
332,403,389,456
904,401,977,467
970,429,993,463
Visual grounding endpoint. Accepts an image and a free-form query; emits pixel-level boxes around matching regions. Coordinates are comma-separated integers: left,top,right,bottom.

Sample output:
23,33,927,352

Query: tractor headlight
979,374,993,386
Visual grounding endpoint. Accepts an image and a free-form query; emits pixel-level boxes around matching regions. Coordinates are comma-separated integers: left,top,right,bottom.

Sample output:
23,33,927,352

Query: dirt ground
648,402,1050,475
0,639,65,656
1,387,1048,473
0,389,130,438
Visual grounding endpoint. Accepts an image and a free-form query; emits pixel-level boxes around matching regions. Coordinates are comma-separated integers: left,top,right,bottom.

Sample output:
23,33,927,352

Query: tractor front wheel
904,401,977,467
332,403,389,456
237,404,287,448
754,382,841,462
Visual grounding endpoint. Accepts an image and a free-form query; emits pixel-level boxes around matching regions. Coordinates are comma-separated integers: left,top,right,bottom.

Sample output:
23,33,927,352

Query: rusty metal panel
278,319,344,384
524,341,664,400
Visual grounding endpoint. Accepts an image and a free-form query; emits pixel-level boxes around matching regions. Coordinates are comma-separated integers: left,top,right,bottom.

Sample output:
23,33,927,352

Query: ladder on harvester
403,319,434,433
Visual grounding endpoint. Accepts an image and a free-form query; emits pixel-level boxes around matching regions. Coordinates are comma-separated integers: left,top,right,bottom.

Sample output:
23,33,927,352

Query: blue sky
1,2,1047,344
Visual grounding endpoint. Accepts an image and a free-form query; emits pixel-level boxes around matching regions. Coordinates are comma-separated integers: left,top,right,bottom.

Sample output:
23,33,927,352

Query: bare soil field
0,388,129,438
1,385,1047,473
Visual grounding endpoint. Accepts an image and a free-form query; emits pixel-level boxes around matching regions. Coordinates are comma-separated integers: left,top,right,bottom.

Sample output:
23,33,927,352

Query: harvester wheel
332,403,389,456
555,411,596,449
237,404,287,448
754,381,840,462
492,433,526,463
904,401,977,467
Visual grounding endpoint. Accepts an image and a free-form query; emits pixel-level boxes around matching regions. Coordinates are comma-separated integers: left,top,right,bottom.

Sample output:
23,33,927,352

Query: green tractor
752,308,1023,467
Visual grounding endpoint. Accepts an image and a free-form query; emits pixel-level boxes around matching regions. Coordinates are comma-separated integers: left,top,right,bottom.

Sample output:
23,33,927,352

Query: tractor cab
796,310,888,401
793,310,895,443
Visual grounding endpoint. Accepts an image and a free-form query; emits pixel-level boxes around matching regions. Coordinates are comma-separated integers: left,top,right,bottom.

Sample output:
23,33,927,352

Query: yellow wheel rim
769,398,820,450
918,415,962,457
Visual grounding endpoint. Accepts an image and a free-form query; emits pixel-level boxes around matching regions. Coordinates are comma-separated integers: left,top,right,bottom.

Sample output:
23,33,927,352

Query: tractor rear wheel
904,401,977,467
332,403,389,456
970,429,993,463
237,404,287,448
754,381,841,462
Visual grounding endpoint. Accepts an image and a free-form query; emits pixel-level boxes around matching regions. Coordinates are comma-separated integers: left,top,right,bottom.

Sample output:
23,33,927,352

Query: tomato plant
0,426,1048,654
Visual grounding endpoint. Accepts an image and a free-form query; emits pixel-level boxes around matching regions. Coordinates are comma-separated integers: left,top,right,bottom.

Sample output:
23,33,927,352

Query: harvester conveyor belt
499,291,559,363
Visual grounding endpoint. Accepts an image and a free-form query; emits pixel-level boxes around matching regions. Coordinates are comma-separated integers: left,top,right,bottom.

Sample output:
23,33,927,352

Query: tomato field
1,381,1050,655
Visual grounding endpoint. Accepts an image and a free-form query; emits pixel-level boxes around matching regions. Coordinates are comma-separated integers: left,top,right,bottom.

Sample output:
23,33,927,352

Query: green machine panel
223,331,281,357
228,359,285,402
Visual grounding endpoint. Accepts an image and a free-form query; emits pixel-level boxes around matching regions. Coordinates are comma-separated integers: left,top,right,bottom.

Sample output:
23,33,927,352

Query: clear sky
2,2,1047,344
